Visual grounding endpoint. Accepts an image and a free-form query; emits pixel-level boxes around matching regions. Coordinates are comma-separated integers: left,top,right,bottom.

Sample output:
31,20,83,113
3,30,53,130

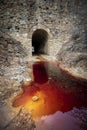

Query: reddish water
13,61,87,118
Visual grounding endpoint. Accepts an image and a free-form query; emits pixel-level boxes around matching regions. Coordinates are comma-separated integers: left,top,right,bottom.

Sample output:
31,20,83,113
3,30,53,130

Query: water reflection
33,62,48,84
35,109,87,130
13,61,87,119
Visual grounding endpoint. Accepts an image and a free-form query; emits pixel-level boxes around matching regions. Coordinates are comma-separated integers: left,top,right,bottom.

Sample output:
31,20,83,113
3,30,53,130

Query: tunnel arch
32,29,48,55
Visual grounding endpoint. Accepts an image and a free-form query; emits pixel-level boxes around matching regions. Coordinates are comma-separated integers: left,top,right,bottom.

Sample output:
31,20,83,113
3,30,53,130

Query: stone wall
0,0,36,57
0,0,86,56
0,0,87,78
56,0,87,78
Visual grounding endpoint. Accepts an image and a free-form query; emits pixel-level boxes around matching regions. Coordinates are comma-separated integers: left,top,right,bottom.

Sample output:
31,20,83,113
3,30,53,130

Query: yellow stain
24,91,47,117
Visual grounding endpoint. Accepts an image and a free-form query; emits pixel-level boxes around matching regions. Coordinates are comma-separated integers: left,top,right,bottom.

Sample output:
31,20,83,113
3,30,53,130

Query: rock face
0,0,87,78
0,0,86,55
56,0,87,78
0,1,87,130
4,108,36,130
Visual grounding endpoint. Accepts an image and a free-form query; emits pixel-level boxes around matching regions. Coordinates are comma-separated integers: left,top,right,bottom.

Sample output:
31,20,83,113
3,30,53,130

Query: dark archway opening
32,29,48,55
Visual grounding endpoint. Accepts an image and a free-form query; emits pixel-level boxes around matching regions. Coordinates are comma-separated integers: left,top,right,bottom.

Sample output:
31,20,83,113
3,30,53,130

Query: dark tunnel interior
32,29,48,55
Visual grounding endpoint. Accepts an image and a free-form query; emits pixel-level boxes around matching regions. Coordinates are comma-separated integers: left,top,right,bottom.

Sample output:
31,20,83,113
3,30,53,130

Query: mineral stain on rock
13,61,87,118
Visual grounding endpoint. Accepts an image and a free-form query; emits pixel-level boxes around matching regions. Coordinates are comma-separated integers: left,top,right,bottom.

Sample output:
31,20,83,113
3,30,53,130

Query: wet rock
70,108,87,129
0,103,20,129
4,108,36,130
32,96,39,102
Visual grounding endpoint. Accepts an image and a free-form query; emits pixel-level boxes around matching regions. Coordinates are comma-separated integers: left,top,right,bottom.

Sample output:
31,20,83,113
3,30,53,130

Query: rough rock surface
0,0,87,78
4,108,36,130
0,75,35,130
0,0,87,130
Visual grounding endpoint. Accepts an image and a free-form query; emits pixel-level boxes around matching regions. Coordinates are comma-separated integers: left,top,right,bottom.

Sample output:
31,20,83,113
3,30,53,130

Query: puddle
13,61,87,118
12,61,87,130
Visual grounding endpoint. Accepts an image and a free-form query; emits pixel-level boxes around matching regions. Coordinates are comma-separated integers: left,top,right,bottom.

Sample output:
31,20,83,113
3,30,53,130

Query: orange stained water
13,61,87,118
